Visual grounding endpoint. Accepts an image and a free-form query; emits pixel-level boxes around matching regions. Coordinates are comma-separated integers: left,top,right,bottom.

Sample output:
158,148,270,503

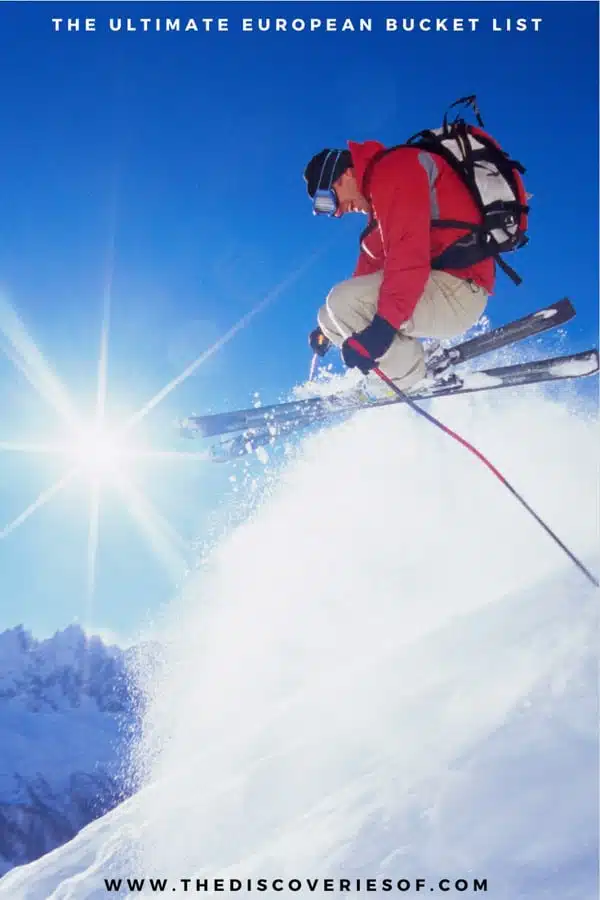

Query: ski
180,298,576,441
425,296,575,374
199,349,599,462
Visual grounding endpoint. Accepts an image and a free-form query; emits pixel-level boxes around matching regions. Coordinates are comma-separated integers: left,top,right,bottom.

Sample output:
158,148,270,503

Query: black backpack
361,96,530,285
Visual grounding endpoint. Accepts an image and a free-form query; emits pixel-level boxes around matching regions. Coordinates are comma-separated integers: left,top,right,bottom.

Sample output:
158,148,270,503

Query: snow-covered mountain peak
0,624,130,713
0,624,142,876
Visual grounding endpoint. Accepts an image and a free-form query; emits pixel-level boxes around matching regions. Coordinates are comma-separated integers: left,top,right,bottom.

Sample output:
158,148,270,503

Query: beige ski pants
318,270,488,389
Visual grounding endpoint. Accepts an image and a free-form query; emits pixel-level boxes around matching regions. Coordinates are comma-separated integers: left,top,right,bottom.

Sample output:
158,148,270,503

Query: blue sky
0,1,597,642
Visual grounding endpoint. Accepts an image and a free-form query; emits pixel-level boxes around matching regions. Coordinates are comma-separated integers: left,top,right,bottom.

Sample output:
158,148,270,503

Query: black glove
341,314,397,374
309,326,332,357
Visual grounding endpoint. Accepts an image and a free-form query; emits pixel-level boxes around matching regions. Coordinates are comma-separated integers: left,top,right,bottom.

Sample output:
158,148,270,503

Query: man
304,142,495,389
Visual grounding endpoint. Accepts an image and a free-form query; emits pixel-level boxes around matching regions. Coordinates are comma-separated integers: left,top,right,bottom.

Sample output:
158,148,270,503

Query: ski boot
424,341,462,378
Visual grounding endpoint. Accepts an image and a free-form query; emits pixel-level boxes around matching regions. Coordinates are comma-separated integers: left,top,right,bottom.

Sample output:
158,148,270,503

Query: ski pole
308,328,331,381
347,337,599,588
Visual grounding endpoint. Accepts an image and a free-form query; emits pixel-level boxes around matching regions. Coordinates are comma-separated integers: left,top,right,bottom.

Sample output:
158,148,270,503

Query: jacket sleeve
370,150,432,328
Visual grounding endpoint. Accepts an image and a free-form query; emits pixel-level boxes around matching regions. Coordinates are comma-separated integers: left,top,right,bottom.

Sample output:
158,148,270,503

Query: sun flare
0,281,199,617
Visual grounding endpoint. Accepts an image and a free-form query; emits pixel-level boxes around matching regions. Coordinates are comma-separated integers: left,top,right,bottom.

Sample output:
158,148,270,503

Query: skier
304,142,495,389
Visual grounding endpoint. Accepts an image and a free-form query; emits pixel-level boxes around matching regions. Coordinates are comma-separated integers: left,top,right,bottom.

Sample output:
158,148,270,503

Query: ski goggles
311,150,343,217
312,189,338,216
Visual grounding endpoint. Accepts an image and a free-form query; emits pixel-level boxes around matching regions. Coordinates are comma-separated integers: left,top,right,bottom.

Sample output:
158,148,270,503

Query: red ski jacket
348,140,496,328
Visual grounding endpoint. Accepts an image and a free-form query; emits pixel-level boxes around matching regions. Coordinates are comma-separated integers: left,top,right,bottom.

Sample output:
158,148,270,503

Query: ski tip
178,418,198,439
557,296,576,318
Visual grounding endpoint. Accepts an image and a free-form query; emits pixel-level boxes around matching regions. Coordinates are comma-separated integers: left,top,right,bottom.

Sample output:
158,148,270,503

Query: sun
70,424,129,477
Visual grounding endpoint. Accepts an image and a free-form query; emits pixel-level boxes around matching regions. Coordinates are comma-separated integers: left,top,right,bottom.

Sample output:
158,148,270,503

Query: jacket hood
348,140,387,190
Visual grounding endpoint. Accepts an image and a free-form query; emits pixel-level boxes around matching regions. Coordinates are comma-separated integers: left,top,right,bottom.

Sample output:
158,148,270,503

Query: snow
1,386,598,899
292,366,364,400
549,355,599,378
0,706,122,784
459,372,504,389
255,445,270,465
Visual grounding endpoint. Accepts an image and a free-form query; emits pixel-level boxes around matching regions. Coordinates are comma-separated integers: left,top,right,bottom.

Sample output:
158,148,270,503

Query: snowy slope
0,627,140,875
1,384,598,899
